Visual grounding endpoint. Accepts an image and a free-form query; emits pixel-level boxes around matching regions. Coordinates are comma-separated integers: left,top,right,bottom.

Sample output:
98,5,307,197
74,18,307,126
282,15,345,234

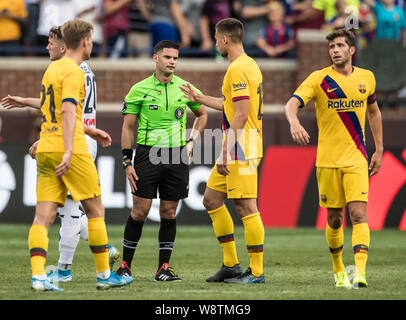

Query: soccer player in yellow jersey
180,18,265,283
28,19,128,291
284,29,383,289
1,26,120,284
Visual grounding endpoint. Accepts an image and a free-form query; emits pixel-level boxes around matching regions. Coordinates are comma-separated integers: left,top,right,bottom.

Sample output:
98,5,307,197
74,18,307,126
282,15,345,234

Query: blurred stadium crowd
0,0,405,59
0,0,405,109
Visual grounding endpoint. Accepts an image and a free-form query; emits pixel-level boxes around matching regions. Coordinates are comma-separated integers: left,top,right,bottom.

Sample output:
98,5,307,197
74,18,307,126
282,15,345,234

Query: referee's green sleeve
122,86,141,115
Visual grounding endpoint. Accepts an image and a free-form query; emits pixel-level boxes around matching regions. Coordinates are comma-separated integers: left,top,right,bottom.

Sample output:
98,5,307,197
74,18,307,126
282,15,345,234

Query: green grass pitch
0,223,405,300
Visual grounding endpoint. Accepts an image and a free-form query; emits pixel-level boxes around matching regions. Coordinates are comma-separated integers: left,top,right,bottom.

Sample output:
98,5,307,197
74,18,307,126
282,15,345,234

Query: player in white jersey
80,61,98,160
0,26,120,282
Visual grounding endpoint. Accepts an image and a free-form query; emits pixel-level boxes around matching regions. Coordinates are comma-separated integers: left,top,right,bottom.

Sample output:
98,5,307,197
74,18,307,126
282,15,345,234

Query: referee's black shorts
132,144,189,201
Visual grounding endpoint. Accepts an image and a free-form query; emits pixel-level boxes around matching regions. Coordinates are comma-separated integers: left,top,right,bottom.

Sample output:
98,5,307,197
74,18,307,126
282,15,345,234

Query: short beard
333,56,350,68
220,50,228,58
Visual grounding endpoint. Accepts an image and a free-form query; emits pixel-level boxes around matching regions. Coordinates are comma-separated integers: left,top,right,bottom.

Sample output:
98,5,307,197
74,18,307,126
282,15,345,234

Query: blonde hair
267,1,285,14
61,19,93,50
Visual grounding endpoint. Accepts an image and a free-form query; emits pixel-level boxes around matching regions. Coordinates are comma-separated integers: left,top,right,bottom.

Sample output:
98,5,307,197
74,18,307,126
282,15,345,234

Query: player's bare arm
186,105,207,161
1,95,41,109
121,113,139,192
84,126,112,148
55,101,76,177
179,83,223,111
367,101,383,176
285,97,310,146
217,99,249,176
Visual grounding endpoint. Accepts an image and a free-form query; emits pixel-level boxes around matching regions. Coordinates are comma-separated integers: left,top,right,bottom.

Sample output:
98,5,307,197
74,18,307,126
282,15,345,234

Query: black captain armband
122,149,133,161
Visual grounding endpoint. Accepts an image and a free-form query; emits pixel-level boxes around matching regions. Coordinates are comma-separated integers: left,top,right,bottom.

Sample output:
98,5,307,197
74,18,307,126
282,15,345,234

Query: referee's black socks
122,215,144,269
158,218,177,269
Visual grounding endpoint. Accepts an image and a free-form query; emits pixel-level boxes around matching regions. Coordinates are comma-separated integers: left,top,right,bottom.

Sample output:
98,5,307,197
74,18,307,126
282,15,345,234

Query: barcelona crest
358,83,366,94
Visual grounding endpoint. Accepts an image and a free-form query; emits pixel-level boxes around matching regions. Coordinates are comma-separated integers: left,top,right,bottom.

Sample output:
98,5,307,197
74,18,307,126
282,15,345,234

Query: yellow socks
241,212,264,277
28,224,49,278
352,222,370,274
209,207,265,277
29,218,111,278
325,222,370,274
208,205,239,267
88,218,110,274
325,224,345,273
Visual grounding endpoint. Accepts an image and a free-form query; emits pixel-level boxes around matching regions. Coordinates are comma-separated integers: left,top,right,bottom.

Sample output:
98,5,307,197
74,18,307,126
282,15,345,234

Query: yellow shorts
316,163,369,208
36,152,101,206
206,158,261,199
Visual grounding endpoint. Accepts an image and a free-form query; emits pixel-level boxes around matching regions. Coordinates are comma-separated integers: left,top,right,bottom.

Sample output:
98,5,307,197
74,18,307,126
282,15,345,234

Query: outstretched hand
1,95,26,109
179,83,199,104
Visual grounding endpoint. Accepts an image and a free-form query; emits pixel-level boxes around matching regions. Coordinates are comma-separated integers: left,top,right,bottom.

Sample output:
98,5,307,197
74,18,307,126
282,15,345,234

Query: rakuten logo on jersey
328,99,364,110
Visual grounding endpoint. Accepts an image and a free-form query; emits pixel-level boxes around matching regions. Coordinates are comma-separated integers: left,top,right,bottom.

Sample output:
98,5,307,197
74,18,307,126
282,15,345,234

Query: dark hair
326,28,356,48
153,40,180,54
61,19,93,50
215,18,244,43
49,26,63,41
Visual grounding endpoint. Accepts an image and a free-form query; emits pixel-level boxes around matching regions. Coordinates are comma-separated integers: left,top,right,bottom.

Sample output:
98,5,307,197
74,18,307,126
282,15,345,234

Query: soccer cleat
206,264,243,282
154,263,181,282
116,261,133,284
96,271,128,290
31,278,64,292
108,245,120,270
47,269,72,283
224,267,265,284
352,272,368,289
334,271,351,288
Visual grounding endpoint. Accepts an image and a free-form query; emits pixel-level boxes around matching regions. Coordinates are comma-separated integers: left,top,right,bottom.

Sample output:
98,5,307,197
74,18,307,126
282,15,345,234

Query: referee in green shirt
117,40,207,282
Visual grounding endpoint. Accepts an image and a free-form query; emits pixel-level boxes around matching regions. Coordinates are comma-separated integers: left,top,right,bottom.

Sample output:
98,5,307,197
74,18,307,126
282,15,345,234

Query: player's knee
233,199,257,217
131,207,148,222
327,208,344,228
84,205,105,219
349,208,367,224
327,214,343,229
234,202,251,217
160,208,176,220
34,207,57,229
203,196,220,212
33,215,54,229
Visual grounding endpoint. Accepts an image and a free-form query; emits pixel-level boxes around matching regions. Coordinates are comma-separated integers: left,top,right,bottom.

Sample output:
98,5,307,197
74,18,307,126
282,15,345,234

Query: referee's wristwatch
186,137,196,146
122,161,132,169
